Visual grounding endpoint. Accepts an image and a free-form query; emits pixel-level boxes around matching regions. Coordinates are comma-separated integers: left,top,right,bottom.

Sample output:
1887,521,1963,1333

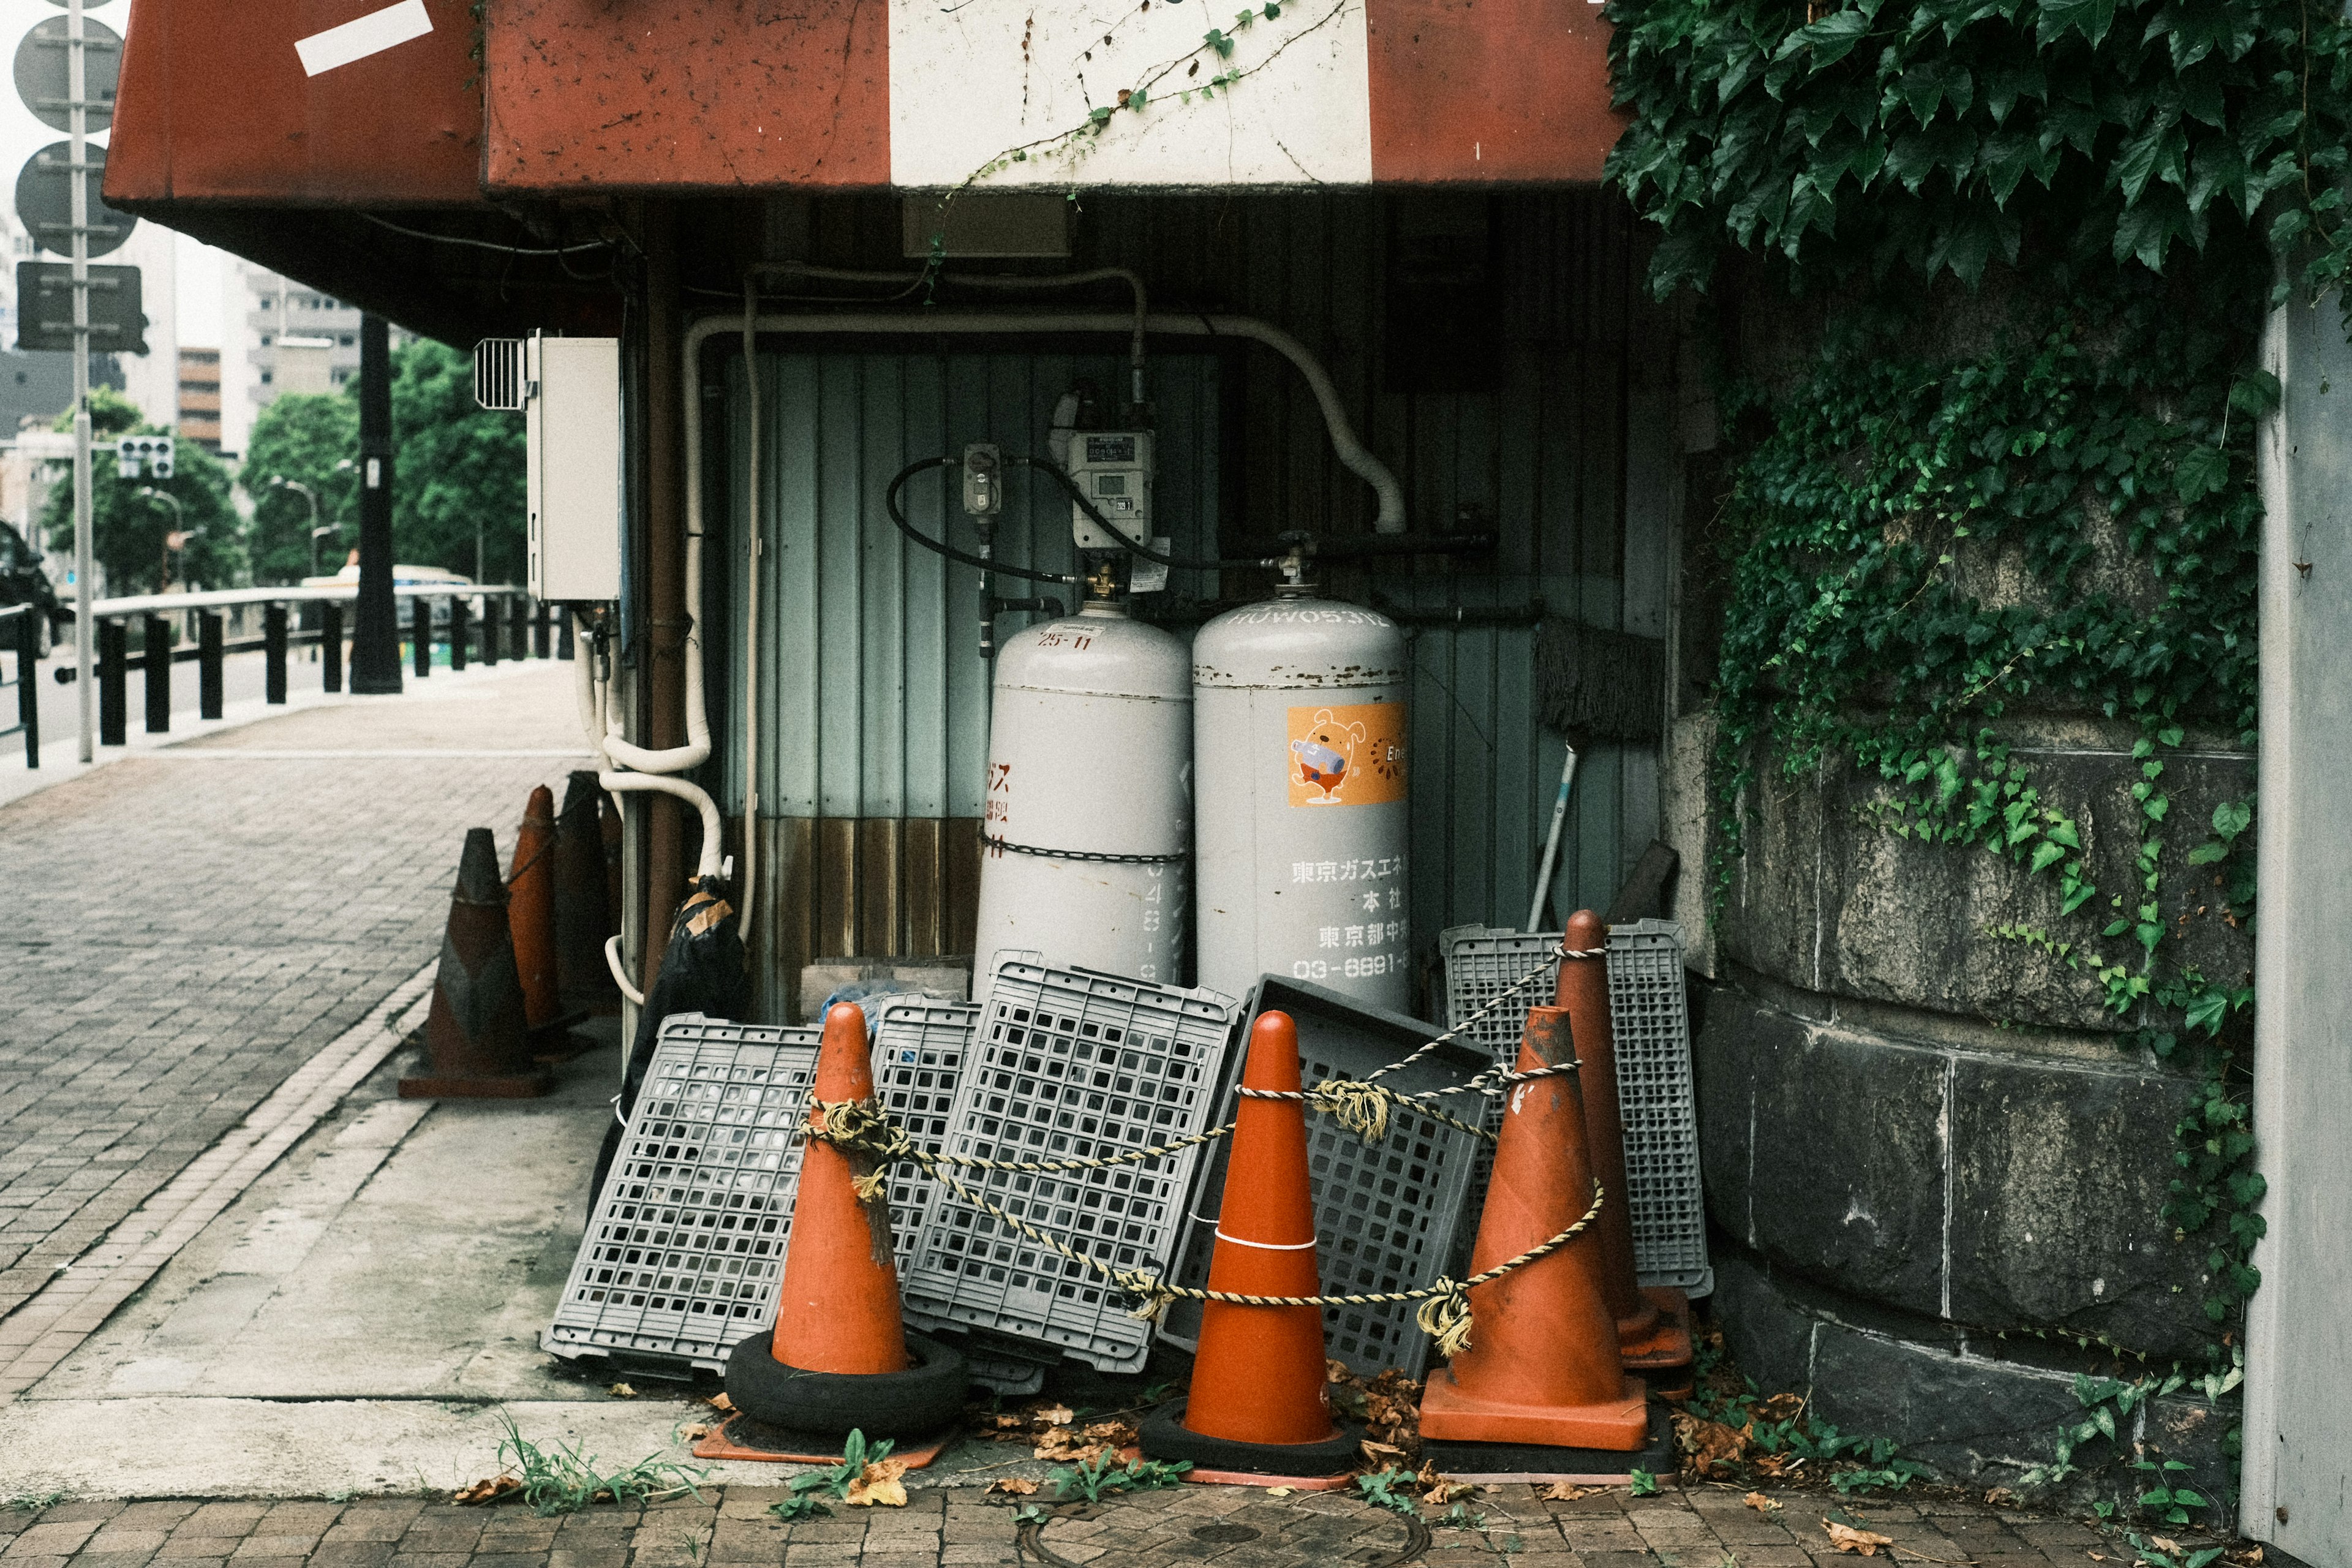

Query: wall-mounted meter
1068,431,1153,550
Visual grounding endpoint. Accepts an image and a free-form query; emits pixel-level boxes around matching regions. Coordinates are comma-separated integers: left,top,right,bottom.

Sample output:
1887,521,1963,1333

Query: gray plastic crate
899,955,1239,1373
1159,976,1490,1378
1441,922,1713,1295
542,1014,821,1374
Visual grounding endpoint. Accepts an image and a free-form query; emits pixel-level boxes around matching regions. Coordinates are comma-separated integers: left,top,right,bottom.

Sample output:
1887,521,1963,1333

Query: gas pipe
1193,585,1411,1009
970,601,1193,998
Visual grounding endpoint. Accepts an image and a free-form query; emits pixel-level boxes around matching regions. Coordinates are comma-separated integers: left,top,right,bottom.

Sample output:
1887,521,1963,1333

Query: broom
1525,617,1668,931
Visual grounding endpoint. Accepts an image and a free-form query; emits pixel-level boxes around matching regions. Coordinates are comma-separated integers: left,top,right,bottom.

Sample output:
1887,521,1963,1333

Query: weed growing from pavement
496,1414,708,1516
2,1493,68,1513
1354,1468,1418,1517
1629,1470,1660,1498
1047,1452,1191,1504
767,1430,900,1521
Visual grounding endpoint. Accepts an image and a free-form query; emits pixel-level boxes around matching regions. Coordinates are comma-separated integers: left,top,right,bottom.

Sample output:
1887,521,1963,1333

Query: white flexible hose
604,935,647,1005
737,284,761,950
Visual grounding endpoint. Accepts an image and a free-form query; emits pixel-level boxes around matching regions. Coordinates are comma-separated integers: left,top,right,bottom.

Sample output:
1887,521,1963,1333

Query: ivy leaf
2227,371,2282,418
2113,99,2188,205
2030,840,2068,874
1897,58,1974,126
1773,9,1874,75
2212,799,2252,839
2038,0,2119,47
2172,443,2228,502
2184,990,2229,1035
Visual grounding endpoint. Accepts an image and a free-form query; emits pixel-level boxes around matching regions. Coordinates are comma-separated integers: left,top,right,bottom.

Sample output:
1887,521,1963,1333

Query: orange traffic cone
1557,909,1694,1387
1140,1011,1359,1487
399,829,554,1100
713,1003,967,1464
508,786,561,1034
553,771,618,1016
1417,1002,1648,1450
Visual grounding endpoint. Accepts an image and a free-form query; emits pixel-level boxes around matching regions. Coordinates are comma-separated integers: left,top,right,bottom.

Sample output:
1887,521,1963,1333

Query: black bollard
264,603,288,704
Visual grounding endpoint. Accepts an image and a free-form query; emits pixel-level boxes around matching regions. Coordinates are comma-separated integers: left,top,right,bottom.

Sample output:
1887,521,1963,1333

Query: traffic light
116,434,173,480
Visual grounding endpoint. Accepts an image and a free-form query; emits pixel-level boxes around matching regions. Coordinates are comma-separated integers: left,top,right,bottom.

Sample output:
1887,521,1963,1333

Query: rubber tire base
1419,1401,1676,1480
724,1329,968,1439
1139,1402,1360,1477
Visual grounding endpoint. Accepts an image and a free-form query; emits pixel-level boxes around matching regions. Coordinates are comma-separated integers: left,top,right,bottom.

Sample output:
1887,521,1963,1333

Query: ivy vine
1604,0,2287,1511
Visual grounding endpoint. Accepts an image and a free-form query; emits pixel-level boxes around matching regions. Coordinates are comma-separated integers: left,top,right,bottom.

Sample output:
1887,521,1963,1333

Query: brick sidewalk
0,665,589,1331
0,1485,2114,1568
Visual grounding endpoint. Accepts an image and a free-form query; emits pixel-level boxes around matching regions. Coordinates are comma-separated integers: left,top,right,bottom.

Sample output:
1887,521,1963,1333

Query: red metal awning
108,0,481,208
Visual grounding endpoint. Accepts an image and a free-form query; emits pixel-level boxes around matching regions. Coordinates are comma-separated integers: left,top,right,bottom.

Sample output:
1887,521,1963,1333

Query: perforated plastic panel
1159,977,1488,1378
899,956,1240,1373
543,1014,821,1374
1441,923,1713,1295
1603,921,1711,1292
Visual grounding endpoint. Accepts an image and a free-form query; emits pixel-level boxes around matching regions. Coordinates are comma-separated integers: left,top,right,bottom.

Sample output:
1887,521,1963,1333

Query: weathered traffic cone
718,1003,968,1456
1141,1011,1359,1487
1557,909,1694,1387
508,785,562,1033
399,829,554,1100
554,771,619,1016
1417,1002,1648,1449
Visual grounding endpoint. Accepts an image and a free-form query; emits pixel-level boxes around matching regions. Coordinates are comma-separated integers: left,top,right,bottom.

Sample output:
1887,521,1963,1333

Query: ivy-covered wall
1594,0,2348,1523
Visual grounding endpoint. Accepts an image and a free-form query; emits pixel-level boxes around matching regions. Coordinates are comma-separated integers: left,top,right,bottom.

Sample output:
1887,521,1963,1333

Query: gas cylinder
970,601,1193,999
1193,586,1411,1009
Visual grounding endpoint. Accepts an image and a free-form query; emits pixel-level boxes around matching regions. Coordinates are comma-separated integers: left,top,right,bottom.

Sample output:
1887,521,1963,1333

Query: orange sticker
1287,702,1406,807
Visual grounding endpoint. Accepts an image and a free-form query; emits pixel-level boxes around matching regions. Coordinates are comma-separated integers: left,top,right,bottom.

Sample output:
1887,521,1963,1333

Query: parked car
0,521,64,654
300,556,479,631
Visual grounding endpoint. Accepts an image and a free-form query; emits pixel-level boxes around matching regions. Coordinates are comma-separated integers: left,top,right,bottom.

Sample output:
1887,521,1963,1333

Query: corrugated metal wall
704,190,1668,1023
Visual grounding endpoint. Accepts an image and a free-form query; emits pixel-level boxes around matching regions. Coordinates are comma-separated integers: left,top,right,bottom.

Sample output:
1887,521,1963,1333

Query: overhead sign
13,15,119,132
13,141,134,257
17,262,143,353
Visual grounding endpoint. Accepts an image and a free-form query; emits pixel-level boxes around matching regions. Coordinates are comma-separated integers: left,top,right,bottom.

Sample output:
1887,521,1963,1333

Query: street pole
68,0,91,761
350,313,400,692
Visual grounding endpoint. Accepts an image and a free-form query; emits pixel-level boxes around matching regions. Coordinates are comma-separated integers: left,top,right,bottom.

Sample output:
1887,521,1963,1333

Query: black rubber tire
724,1329,968,1438
1139,1401,1361,1476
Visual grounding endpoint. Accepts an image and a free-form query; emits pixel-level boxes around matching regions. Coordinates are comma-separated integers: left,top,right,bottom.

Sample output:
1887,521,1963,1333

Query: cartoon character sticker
1287,702,1406,806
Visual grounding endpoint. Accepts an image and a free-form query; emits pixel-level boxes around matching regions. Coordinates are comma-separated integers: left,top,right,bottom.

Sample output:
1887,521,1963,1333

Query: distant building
177,347,221,451
219,262,398,459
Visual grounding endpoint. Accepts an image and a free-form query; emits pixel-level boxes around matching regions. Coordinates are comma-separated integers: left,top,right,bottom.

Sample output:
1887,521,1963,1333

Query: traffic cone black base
400,827,554,1101
1139,1402,1360,1487
1420,1401,1675,1484
691,1415,952,1469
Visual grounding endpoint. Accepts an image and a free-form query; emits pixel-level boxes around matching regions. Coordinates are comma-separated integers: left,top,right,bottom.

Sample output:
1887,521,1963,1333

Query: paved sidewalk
0,1483,2117,1568
0,662,592,1387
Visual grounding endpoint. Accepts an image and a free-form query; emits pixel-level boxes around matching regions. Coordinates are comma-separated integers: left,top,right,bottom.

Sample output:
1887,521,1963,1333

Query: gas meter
1067,431,1153,551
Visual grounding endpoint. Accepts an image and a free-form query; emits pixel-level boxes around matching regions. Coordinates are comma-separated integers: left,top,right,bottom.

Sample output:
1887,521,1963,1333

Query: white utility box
524,334,622,603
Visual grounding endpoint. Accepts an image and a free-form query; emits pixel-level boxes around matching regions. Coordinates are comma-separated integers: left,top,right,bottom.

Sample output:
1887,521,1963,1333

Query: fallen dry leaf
987,1478,1040,1497
1417,1462,1477,1506
607,1382,638,1399
707,1393,734,1412
453,1474,519,1507
1983,1488,2016,1508
1745,1492,1782,1515
2150,1540,2181,1556
1363,1441,1408,1468
1083,1419,1140,1447
845,1456,910,1508
1755,1393,1806,1422
680,1423,710,1442
1826,1521,1896,1557
1675,1414,1751,1474
1328,1359,1353,1382
1038,1404,1076,1426
1542,1482,1599,1501
1267,1487,1294,1497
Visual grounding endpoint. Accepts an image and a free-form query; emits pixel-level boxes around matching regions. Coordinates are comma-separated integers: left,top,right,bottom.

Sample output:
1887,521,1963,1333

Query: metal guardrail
43,582,568,751
0,603,36,767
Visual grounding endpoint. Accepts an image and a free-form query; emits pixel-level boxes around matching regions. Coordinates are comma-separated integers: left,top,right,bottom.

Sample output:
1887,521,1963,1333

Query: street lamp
269,475,336,576
137,486,185,590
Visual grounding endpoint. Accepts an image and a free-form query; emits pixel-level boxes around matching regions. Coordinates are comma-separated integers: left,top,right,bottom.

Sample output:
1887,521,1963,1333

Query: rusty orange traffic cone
715,1003,967,1460
1417,1002,1648,1449
399,828,554,1100
554,771,619,1016
1140,1011,1359,1487
509,785,561,1033
1557,909,1694,1389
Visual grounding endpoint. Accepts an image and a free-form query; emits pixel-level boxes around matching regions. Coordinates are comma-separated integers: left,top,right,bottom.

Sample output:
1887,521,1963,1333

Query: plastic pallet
1441,922,1713,1295
897,954,1239,1374
542,1014,822,1375
1159,976,1490,1378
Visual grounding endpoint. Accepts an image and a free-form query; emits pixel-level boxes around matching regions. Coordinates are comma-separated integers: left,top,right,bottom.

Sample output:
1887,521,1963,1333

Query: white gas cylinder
970,602,1193,998
1192,586,1411,1009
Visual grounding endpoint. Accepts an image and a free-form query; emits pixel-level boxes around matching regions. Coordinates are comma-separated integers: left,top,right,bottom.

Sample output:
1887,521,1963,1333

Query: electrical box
524,334,622,603
1068,431,1153,551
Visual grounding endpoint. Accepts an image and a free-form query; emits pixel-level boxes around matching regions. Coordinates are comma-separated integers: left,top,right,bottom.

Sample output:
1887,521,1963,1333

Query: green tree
238,393,360,584
41,386,243,595
367,339,526,583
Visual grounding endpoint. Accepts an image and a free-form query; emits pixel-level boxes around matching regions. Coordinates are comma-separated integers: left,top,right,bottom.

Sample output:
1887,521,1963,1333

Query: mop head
1534,617,1666,743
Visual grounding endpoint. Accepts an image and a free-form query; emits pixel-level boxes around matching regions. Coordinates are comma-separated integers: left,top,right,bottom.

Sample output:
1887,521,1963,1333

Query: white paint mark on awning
294,0,434,77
